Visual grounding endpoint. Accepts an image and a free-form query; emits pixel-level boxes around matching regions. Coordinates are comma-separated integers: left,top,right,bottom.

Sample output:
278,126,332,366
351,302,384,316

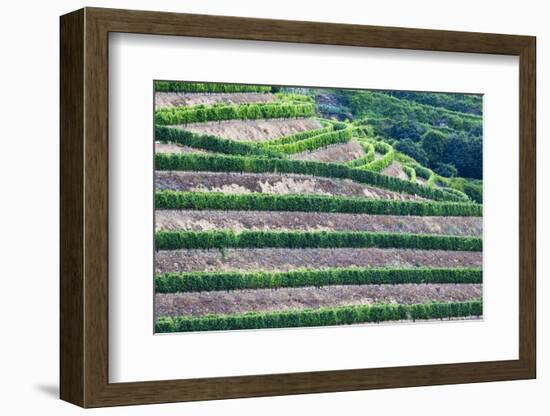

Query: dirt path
155,171,426,201
171,118,322,142
291,140,364,163
155,210,482,236
155,247,483,274
155,92,276,108
155,142,209,154
155,283,482,317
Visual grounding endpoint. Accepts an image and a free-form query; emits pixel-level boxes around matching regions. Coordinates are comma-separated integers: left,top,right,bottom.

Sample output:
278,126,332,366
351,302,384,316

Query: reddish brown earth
155,171,426,201
154,283,482,317
155,210,482,236
172,118,322,142
155,247,483,274
155,92,276,108
291,140,364,163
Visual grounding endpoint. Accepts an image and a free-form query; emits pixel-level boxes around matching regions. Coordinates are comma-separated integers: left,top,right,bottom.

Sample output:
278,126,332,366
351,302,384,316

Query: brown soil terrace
382,161,410,180
154,283,483,317
155,142,209,154
155,92,277,108
291,140,364,163
155,210,482,236
155,171,426,201
155,247,483,274
171,118,322,142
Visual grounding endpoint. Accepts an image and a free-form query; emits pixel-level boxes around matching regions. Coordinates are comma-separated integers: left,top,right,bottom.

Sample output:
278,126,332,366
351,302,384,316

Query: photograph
152,81,483,333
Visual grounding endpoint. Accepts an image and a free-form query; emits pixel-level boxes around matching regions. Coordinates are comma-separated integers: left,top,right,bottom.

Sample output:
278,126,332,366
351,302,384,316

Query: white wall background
0,0,546,414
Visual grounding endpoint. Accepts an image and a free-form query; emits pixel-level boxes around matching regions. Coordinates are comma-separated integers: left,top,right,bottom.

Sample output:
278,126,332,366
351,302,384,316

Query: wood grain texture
59,7,537,408
59,8,84,406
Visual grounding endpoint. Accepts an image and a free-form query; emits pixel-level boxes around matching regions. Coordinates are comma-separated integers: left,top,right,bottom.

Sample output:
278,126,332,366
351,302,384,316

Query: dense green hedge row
155,300,483,332
155,126,284,158
155,230,482,251
360,141,395,172
155,102,315,125
270,127,352,154
155,191,482,216
154,81,272,93
154,153,470,202
408,163,433,180
382,91,482,115
155,267,482,293
262,125,334,147
275,92,314,103
402,165,417,183
346,141,375,167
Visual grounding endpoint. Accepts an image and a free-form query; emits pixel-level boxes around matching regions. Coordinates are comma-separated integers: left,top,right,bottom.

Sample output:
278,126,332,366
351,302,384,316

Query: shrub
421,129,449,166
393,139,429,166
155,300,483,332
155,191,482,216
155,267,483,293
155,102,316,125
154,81,272,93
263,125,334,147
402,165,417,183
155,126,284,158
347,141,375,167
433,162,458,178
269,127,353,154
154,153,470,202
155,230,483,251
358,140,395,172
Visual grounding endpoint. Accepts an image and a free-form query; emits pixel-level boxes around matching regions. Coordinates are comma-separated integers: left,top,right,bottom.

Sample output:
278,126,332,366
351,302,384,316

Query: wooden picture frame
60,7,536,408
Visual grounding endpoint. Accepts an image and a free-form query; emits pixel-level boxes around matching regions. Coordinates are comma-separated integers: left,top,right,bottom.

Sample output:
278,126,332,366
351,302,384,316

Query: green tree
421,129,448,167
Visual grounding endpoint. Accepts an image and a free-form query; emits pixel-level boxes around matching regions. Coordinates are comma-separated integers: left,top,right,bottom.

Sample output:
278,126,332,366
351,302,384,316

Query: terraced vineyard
153,81,483,333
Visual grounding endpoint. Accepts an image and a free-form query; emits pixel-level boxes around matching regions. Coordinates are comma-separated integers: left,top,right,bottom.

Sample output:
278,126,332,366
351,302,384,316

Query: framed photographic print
60,7,536,408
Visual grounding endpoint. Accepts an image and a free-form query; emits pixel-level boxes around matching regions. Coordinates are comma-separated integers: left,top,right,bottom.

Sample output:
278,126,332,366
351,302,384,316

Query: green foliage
154,81,272,93
433,162,458,178
449,177,483,203
402,165,417,183
410,164,433,180
155,126,284,158
275,92,314,103
421,129,449,166
263,125,334,147
342,90,483,179
346,141,375,167
359,140,395,172
444,134,483,179
155,191,482,216
155,102,315,125
345,90,482,133
154,153,471,202
269,126,353,154
155,300,483,332
381,91,482,115
155,230,482,251
155,267,482,293
393,139,429,166
316,103,354,121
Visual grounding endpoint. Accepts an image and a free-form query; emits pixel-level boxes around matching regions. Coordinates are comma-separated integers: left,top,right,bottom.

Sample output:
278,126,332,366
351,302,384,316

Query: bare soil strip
155,92,276,108
155,247,483,274
291,140,364,163
171,118,322,142
155,210,482,236
155,283,482,317
155,171,426,201
382,161,410,180
155,142,209,154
